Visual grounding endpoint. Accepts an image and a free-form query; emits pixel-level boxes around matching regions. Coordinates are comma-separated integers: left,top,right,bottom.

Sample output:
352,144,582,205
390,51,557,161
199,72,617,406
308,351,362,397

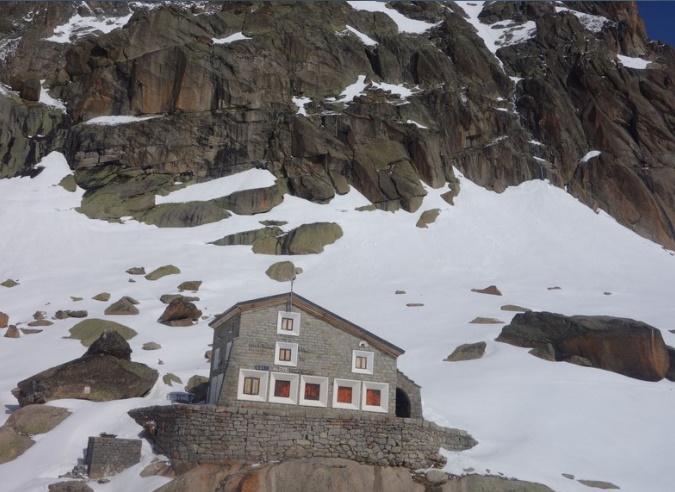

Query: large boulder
252,223,343,255
496,312,670,381
158,297,202,326
154,459,554,492
84,330,132,360
138,201,230,228
0,403,71,464
13,332,157,406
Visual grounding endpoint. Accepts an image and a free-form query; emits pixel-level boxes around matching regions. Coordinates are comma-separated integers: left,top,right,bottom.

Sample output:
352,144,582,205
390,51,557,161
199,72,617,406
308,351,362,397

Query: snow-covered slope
1,152,675,491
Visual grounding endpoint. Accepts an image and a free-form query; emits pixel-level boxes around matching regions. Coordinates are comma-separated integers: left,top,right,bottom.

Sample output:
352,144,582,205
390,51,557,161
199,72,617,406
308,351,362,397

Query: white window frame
362,381,389,413
277,311,300,336
332,378,361,411
268,372,299,405
351,350,374,375
274,341,298,367
299,375,328,407
236,369,269,402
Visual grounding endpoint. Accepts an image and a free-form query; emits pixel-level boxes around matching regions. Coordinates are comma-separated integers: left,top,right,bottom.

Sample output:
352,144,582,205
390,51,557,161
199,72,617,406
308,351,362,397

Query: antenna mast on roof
288,278,294,312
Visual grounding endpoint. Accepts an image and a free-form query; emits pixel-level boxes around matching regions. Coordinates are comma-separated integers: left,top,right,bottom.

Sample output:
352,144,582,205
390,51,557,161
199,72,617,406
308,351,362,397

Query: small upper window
277,311,300,336
352,350,374,375
281,317,294,331
275,341,298,366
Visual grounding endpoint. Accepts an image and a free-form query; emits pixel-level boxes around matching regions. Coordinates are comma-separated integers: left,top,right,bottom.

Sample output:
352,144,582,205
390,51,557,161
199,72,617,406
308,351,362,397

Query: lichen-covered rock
445,342,487,362
4,325,21,338
1,279,19,288
0,427,33,464
215,185,283,215
497,312,671,381
139,201,230,228
143,342,162,351
265,261,297,282
104,297,139,315
177,280,202,292
92,292,111,302
416,208,441,228
283,222,343,254
66,319,137,347
47,482,94,492
12,348,158,407
145,265,181,281
209,227,283,247
126,267,146,275
5,404,70,436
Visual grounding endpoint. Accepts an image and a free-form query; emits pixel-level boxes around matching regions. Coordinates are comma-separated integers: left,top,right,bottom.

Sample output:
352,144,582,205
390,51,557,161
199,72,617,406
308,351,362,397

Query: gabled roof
209,292,405,357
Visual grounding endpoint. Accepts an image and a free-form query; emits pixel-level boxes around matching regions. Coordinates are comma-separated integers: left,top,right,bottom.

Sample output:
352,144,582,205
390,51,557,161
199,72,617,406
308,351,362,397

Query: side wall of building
211,304,400,415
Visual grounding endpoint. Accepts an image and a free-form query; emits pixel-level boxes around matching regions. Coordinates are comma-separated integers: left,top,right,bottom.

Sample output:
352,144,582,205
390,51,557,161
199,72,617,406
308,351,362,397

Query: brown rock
471,285,502,296
497,311,671,381
6,404,70,435
140,459,175,478
501,305,531,312
177,280,202,292
469,317,504,324
4,325,21,338
92,292,111,302
27,320,54,327
126,267,146,275
158,297,202,326
47,483,94,492
0,312,8,328
445,342,487,362
104,297,139,316
416,208,441,228
159,294,199,304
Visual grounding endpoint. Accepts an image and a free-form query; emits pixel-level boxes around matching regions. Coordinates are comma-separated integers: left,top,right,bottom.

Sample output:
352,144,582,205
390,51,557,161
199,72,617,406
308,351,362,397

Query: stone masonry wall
86,436,142,479
128,405,477,473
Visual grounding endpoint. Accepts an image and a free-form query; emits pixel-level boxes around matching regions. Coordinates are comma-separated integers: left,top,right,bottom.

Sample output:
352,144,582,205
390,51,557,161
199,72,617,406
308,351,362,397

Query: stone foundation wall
86,436,142,479
128,405,476,473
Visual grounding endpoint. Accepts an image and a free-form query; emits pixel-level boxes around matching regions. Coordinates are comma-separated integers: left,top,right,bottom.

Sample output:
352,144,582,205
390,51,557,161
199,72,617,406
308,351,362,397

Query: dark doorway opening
395,387,411,418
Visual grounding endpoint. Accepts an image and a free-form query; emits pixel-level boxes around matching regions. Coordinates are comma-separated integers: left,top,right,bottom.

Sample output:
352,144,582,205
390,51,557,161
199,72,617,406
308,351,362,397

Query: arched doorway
395,387,411,418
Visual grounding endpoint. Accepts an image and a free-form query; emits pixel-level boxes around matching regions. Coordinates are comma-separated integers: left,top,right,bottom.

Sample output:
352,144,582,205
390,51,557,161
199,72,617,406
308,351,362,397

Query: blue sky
636,1,675,47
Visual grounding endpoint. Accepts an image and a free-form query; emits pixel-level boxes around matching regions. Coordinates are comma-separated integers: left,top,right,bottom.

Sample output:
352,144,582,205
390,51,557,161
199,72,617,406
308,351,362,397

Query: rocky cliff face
1,1,674,246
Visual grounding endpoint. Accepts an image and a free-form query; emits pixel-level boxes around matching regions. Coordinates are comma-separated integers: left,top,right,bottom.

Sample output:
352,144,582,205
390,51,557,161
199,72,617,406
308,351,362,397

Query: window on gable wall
277,311,300,336
275,341,298,366
352,350,374,375
281,317,294,331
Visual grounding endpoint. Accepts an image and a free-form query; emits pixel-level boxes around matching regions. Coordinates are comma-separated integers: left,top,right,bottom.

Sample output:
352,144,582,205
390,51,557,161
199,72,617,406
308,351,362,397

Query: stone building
207,293,422,418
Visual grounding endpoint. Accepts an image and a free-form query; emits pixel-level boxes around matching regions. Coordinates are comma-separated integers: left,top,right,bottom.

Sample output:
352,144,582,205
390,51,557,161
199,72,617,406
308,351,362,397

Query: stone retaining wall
86,436,142,479
128,405,476,473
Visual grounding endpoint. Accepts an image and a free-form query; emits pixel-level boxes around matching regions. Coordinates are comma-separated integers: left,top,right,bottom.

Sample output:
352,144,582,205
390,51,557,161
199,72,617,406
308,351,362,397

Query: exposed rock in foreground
0,405,71,464
154,459,554,492
13,331,157,406
497,311,670,381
